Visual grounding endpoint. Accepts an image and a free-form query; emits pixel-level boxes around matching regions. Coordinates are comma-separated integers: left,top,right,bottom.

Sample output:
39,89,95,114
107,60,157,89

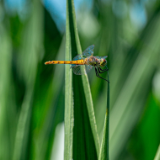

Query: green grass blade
99,73,110,160
109,12,160,160
0,23,12,160
64,0,100,159
70,1,100,155
30,37,65,160
94,6,160,159
12,1,43,160
64,0,74,159
154,145,160,160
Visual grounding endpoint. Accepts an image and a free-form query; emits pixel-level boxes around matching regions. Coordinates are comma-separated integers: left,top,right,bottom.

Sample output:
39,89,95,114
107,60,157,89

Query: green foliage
0,0,160,160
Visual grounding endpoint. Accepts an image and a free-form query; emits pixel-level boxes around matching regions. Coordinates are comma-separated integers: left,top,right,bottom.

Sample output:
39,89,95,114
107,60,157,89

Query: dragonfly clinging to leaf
45,45,109,82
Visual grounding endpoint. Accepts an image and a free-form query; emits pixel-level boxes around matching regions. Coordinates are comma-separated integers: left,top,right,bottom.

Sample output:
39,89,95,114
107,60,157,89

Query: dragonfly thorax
86,56,98,66
86,56,107,67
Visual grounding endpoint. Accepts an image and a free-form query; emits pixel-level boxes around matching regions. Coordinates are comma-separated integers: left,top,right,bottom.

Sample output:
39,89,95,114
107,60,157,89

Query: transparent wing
71,45,94,75
73,54,84,60
82,45,94,58
71,54,85,75
72,45,94,60
85,65,93,73
94,56,108,59
101,56,108,59
71,65,93,75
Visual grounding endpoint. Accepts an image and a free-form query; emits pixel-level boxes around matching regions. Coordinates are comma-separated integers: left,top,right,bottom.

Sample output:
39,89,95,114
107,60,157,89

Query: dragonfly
45,45,109,82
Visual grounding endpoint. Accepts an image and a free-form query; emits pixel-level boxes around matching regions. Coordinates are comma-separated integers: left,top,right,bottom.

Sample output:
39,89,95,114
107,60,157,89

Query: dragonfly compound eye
100,59,107,66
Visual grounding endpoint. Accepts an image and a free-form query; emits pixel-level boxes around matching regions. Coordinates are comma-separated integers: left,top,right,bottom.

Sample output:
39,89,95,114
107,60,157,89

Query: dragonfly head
100,56,107,67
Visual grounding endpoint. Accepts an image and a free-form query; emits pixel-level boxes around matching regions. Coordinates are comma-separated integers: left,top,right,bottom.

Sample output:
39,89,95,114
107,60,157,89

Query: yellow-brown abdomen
45,60,85,65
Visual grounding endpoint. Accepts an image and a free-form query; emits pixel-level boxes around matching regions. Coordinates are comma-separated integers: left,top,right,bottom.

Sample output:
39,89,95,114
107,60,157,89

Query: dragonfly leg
98,66,109,73
95,68,109,83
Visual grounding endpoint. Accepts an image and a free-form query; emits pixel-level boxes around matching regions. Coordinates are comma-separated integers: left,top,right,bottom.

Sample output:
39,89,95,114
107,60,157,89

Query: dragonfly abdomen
45,60,85,65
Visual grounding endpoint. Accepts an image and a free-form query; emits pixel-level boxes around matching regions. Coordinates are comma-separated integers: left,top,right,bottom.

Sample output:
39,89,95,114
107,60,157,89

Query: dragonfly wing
82,45,94,58
102,56,108,59
71,54,84,75
71,65,93,75
94,56,107,59
72,45,94,60
85,65,93,73
71,65,86,75
73,54,84,60
71,45,94,75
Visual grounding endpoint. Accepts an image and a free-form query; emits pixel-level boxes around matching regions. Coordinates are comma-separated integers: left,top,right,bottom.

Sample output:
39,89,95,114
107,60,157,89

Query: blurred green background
0,0,160,160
